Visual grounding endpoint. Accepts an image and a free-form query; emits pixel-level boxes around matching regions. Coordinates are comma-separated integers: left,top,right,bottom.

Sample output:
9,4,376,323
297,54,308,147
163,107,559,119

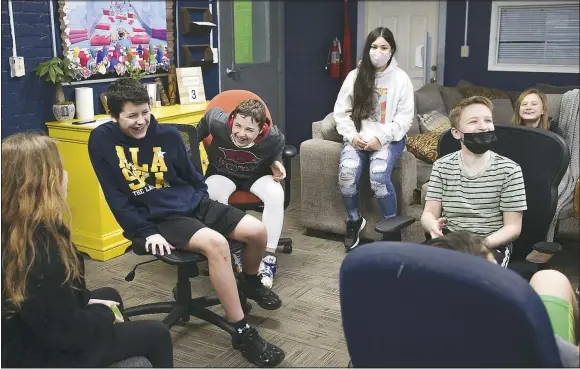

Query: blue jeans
338,137,406,221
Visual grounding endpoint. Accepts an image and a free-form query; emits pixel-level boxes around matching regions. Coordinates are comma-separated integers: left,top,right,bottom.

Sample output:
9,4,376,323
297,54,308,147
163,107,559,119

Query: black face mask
458,131,498,154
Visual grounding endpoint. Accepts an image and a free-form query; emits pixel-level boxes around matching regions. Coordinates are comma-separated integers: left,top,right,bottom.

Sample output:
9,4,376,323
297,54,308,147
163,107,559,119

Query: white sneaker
258,255,277,289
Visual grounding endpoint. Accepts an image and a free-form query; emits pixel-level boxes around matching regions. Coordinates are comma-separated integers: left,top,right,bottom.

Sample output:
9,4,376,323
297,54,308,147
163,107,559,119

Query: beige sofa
300,115,417,241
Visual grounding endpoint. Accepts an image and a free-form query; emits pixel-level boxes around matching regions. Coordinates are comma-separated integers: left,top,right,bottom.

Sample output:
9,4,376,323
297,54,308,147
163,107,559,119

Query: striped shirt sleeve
500,164,527,212
425,161,443,202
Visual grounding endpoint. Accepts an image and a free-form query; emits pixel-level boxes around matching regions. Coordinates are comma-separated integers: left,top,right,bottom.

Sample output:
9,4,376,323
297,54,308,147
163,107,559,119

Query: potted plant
34,56,76,122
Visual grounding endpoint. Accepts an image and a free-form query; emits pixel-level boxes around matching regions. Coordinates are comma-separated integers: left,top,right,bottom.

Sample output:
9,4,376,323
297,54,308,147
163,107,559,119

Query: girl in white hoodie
334,27,414,251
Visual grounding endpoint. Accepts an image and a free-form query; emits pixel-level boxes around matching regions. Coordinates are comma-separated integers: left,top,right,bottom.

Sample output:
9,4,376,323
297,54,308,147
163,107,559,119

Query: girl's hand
364,137,382,151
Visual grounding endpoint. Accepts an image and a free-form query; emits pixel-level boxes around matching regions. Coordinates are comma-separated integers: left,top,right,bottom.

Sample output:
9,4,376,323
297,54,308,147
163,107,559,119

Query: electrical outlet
460,45,470,58
9,56,25,77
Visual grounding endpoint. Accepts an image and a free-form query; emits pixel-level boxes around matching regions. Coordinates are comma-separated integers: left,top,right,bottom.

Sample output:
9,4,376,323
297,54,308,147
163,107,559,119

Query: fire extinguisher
326,37,342,78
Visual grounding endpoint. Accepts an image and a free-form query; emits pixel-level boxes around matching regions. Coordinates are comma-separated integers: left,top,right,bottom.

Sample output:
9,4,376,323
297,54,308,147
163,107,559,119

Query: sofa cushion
406,131,441,164
439,86,464,113
417,159,433,188
536,83,580,95
320,113,343,142
408,93,421,136
457,84,510,100
546,94,563,123
417,110,451,133
506,90,523,106
492,98,515,124
415,83,446,117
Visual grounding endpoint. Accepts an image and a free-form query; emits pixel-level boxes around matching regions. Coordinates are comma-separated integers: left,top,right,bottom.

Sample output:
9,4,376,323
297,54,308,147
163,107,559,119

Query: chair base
124,263,252,339
277,237,293,254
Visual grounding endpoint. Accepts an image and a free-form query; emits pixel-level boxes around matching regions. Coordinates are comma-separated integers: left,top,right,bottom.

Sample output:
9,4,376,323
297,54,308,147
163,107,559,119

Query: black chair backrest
166,123,203,174
437,124,569,258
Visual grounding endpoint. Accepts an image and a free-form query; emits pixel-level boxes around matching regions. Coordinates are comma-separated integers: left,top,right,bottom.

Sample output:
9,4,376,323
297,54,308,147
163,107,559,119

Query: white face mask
369,50,391,69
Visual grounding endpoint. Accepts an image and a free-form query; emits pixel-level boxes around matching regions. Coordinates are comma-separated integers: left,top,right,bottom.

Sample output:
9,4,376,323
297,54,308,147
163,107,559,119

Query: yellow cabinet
46,103,209,261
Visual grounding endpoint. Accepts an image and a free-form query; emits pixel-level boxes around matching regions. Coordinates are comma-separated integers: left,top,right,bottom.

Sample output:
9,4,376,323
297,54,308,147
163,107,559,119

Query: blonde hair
448,96,494,129
512,88,549,130
1,132,81,313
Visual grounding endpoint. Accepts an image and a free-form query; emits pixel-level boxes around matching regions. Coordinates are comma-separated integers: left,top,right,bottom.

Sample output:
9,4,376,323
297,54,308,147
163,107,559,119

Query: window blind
496,4,579,66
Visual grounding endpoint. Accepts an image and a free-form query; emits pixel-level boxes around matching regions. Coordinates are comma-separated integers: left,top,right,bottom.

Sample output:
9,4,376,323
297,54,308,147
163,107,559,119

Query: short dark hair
106,78,150,118
424,231,492,260
232,99,267,130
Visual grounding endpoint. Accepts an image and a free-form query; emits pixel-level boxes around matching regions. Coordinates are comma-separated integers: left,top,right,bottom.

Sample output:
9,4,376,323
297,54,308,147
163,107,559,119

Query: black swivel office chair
437,124,570,279
122,124,252,337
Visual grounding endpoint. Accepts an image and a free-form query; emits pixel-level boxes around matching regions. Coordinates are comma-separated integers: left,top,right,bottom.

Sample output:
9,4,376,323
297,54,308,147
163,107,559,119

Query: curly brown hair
232,99,267,130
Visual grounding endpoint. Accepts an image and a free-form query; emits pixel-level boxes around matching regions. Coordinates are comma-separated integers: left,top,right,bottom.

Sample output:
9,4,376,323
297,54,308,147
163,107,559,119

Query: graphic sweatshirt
334,57,415,145
197,107,286,180
88,116,208,239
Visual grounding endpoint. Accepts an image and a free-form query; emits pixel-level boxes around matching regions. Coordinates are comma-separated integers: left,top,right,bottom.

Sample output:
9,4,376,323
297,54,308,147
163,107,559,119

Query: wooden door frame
356,0,447,84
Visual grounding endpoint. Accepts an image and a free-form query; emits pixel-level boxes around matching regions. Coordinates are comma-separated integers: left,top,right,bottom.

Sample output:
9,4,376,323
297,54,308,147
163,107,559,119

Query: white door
365,1,440,90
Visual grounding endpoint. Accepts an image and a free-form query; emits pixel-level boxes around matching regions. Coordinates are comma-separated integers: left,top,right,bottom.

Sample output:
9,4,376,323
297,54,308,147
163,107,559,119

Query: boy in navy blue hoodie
88,78,285,367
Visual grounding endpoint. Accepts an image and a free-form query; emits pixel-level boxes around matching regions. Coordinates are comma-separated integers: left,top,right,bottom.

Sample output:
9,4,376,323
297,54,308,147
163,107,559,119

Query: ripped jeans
338,137,406,221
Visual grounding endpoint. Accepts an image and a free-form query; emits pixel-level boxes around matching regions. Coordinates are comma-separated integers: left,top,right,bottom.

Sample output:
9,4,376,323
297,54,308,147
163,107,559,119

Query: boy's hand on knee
270,161,286,182
145,234,175,256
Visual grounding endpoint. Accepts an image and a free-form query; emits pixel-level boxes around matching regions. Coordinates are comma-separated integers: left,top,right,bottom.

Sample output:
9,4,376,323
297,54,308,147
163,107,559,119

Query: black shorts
153,195,246,250
205,165,264,191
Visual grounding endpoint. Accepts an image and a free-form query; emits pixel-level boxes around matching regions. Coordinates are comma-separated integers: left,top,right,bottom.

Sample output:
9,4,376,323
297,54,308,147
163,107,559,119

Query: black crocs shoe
233,327,285,367
238,280,282,310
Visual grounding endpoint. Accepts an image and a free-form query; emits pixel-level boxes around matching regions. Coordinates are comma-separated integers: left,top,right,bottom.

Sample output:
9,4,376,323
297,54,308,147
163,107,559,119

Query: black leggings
91,287,174,368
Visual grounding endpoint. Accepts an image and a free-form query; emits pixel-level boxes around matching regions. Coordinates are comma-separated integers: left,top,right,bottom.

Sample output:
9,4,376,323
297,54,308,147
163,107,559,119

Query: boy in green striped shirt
421,96,527,267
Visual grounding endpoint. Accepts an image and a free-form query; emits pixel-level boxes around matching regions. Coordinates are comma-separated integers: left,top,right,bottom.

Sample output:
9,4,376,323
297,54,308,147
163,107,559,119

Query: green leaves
34,57,75,85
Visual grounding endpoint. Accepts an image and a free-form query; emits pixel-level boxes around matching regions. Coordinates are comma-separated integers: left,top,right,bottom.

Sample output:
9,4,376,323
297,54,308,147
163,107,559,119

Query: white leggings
206,175,285,252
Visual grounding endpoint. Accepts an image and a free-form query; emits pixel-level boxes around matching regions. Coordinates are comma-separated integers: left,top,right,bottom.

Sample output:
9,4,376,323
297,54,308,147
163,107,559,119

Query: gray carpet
84,156,579,367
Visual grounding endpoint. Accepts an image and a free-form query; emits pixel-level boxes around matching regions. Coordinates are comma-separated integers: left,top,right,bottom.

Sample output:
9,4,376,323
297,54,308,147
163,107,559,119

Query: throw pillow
417,110,451,133
439,86,464,113
406,131,441,164
320,113,343,142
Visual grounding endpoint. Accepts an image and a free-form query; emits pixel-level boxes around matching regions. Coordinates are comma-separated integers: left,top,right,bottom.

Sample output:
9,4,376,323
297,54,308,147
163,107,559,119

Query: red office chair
202,90,297,253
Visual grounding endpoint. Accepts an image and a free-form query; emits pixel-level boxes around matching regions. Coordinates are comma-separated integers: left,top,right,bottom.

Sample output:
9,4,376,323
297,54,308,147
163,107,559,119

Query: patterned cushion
406,131,441,164
457,84,510,100
417,110,451,133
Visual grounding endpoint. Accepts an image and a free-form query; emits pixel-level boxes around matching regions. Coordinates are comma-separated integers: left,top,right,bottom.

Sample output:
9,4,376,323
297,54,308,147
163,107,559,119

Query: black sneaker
233,327,285,367
344,217,366,251
238,280,282,310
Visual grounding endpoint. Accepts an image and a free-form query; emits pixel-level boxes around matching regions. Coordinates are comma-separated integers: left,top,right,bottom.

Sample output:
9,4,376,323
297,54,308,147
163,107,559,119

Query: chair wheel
282,244,293,254
241,300,253,313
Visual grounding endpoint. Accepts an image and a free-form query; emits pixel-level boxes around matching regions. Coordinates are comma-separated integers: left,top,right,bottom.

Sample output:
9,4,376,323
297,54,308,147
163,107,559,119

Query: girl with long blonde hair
1,132,173,368
512,88,562,135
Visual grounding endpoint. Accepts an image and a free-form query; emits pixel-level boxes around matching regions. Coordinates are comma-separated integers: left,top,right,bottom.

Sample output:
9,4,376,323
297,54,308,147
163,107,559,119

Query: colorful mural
61,0,170,80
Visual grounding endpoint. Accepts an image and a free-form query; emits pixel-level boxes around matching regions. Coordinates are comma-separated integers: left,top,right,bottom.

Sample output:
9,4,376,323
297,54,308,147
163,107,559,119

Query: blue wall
284,0,357,148
443,0,580,90
1,0,219,139
1,0,54,137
